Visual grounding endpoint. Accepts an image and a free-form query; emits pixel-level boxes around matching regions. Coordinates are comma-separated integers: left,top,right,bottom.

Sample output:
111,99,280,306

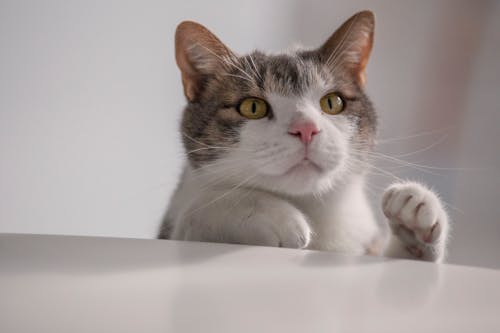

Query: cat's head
175,11,376,195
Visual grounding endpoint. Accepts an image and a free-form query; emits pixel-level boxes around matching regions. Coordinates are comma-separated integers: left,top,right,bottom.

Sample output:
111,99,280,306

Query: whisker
242,56,259,81
224,73,254,83
182,132,211,148
194,42,255,82
189,158,253,182
226,183,257,213
393,134,449,158
248,53,262,80
348,153,464,215
347,154,404,182
377,127,454,144
186,146,254,155
184,165,269,217
188,153,287,216
364,151,474,172
351,147,439,170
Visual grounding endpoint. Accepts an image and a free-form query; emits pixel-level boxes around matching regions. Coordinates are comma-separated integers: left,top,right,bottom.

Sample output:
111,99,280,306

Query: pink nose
288,122,320,144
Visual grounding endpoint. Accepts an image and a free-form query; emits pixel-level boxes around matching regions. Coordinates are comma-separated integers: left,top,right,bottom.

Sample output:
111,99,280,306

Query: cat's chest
289,191,379,252
292,196,353,230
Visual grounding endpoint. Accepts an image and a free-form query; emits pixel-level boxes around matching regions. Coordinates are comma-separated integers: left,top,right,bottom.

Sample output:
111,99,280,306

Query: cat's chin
257,161,343,196
283,159,323,176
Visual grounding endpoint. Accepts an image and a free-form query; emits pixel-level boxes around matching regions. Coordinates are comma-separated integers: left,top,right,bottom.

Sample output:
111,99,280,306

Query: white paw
246,209,312,249
177,189,312,249
382,181,449,261
274,212,312,249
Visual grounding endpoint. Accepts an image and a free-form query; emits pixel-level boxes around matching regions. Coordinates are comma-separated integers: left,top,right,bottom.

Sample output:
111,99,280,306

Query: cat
158,11,450,262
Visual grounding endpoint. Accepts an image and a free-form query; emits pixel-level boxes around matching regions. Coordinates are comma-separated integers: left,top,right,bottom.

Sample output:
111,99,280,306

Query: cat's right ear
175,21,233,102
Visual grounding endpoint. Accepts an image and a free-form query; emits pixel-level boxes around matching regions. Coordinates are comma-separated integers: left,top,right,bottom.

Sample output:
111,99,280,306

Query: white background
1,0,499,268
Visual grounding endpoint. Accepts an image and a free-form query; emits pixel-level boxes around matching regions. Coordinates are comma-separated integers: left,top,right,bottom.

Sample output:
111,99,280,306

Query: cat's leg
171,188,311,249
382,181,449,262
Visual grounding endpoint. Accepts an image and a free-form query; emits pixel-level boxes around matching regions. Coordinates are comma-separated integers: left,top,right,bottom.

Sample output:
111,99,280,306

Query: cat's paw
276,212,312,249
382,181,449,261
247,209,312,249
176,189,312,249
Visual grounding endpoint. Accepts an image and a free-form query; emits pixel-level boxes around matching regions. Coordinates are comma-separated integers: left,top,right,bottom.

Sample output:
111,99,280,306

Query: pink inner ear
319,11,375,86
175,21,233,101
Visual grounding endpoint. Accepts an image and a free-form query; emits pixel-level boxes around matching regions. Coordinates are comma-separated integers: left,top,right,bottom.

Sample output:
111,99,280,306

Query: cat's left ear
319,11,374,86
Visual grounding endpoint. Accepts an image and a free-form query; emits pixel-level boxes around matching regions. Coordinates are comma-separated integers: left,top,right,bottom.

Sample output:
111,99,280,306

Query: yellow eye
320,92,344,115
238,98,268,119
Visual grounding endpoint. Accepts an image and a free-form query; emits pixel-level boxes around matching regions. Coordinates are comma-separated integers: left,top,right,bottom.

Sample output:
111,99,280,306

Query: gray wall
1,0,498,268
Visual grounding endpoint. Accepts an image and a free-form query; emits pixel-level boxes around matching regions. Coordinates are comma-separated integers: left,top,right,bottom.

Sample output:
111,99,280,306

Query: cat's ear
319,11,374,86
175,21,233,101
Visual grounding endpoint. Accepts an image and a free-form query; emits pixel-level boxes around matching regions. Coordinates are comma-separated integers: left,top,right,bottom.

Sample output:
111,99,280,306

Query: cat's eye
238,98,268,119
320,92,344,115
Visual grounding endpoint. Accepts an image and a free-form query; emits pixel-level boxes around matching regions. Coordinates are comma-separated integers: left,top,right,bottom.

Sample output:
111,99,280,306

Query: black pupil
251,102,256,113
327,97,333,109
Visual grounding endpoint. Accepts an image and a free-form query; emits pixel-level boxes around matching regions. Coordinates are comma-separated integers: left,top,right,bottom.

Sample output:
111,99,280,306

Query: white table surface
0,234,499,333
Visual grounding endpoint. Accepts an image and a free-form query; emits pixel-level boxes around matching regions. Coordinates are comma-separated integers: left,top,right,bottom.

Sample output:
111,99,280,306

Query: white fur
167,76,450,262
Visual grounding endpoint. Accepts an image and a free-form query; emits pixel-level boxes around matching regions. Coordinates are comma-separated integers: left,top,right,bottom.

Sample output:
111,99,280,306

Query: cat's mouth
283,158,323,176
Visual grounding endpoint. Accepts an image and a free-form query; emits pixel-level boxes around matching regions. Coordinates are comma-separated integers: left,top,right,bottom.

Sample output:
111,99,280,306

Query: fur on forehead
175,11,374,102
194,50,366,106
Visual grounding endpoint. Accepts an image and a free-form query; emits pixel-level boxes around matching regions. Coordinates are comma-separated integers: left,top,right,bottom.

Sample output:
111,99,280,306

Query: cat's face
176,11,376,196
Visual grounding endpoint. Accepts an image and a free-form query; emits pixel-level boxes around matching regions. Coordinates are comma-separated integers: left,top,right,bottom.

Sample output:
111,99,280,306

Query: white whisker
393,133,449,158
224,73,254,83
195,43,254,82
248,53,262,80
184,159,277,217
377,127,454,144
